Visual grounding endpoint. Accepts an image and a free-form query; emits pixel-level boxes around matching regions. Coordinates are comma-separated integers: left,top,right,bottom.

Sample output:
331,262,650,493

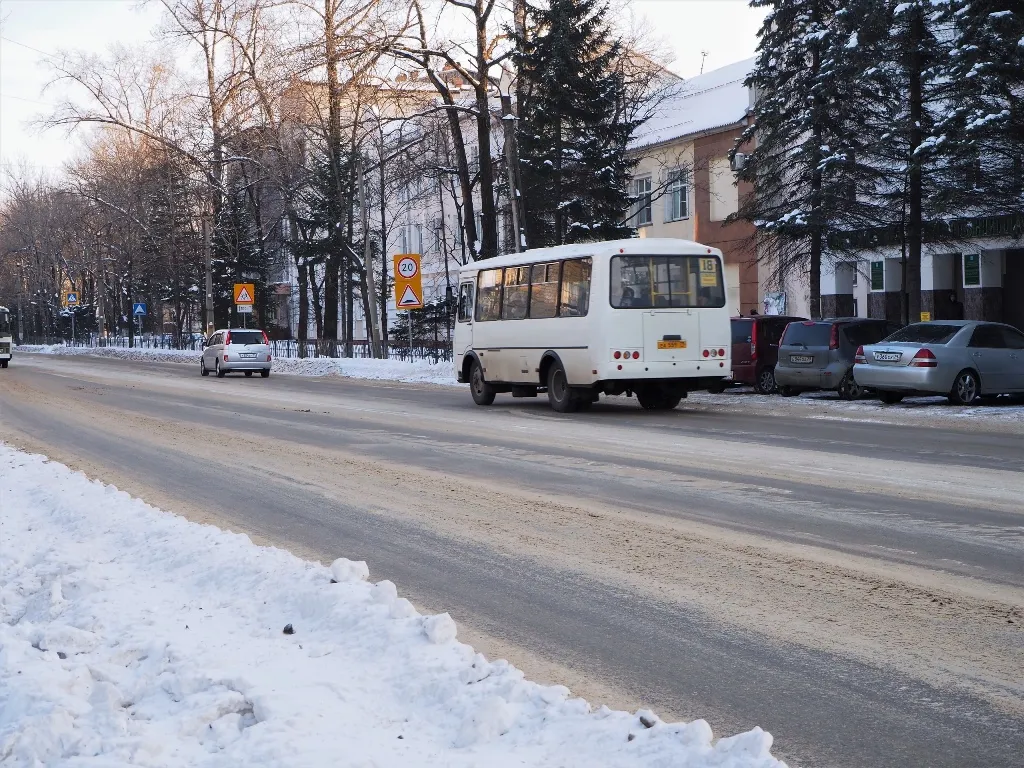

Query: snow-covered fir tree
936,1,1024,216
514,0,640,247
733,0,850,318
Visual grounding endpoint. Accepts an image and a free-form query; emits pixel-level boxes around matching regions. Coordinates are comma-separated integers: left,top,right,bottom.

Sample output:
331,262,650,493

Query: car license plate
790,355,813,364
239,353,256,359
657,340,686,349
874,352,901,362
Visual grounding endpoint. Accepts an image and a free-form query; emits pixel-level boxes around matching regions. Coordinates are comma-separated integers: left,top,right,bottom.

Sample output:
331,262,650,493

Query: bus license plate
790,355,813,364
657,340,687,349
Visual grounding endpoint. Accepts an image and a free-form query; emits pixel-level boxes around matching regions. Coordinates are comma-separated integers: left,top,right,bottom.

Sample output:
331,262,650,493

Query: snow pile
16,344,459,386
0,446,786,768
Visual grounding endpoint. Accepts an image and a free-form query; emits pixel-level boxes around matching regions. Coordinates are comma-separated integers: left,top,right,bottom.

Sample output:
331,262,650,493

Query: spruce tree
514,0,640,247
936,1,1024,217
733,0,847,318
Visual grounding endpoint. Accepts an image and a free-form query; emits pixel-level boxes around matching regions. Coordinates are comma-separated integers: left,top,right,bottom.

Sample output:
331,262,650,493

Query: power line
0,35,57,59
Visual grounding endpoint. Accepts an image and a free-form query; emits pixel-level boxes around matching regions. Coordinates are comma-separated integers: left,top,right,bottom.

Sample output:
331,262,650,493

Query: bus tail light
614,350,621,359
703,349,710,358
632,351,639,360
718,348,726,357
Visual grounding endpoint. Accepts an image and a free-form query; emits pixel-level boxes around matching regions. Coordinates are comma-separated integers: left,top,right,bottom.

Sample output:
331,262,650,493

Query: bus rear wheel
636,387,682,411
470,359,496,406
546,362,578,413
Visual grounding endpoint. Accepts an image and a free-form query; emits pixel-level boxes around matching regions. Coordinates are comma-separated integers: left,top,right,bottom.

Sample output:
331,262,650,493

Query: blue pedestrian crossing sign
65,292,78,306
133,302,147,316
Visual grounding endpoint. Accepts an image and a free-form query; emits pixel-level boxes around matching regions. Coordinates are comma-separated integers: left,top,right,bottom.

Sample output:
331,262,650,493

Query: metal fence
19,335,453,363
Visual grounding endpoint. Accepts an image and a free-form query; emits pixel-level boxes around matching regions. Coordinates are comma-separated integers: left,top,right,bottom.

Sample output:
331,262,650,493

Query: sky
0,0,766,174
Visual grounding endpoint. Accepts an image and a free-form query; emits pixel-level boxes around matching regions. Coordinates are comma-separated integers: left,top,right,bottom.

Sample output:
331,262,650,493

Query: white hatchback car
201,328,273,378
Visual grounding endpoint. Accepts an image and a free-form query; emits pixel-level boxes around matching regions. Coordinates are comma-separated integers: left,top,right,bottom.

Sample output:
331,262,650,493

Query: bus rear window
611,255,724,309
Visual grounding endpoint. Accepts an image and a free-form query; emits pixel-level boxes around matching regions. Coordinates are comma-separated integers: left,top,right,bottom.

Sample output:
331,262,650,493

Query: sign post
133,302,147,342
66,292,79,343
234,283,255,329
394,254,423,359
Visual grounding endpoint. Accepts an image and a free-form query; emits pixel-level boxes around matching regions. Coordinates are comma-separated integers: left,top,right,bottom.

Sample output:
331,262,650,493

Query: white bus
0,306,11,368
453,238,731,412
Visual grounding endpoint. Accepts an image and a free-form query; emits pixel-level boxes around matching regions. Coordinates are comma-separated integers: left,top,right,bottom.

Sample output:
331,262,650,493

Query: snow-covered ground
15,344,459,386
0,445,785,768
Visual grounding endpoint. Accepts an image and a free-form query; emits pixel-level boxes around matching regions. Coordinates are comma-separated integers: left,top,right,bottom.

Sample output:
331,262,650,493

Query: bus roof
457,238,722,274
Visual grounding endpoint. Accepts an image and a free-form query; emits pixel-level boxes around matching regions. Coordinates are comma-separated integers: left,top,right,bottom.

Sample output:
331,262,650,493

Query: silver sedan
853,320,1024,404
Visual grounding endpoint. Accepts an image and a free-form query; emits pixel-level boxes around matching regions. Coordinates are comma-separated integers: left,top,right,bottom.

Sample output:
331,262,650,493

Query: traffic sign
66,292,78,306
133,302,147,316
237,304,253,313
393,253,423,310
234,283,255,305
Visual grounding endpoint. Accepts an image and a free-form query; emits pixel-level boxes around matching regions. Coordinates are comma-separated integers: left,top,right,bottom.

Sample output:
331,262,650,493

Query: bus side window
457,282,474,323
529,262,559,318
559,258,592,317
475,268,503,322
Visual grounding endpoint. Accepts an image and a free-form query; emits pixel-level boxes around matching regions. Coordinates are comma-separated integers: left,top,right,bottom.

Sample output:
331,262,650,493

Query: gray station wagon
774,318,901,399
201,328,273,378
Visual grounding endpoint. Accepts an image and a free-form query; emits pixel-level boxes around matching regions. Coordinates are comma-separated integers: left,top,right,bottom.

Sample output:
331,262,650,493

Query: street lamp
498,67,526,253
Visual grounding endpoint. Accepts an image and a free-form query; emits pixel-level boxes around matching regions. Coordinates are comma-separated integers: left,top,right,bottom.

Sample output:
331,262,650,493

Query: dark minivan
712,315,807,394
775,318,902,399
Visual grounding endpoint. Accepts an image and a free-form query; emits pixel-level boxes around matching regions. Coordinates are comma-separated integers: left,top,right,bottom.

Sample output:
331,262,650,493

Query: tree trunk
905,6,925,325
297,261,309,352
474,0,498,258
379,155,389,344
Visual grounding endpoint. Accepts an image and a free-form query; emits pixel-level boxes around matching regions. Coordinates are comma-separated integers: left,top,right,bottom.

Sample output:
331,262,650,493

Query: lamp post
499,67,526,253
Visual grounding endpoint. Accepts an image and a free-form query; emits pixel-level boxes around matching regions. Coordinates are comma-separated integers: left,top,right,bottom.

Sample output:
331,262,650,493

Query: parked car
775,318,901,399
201,328,273,378
853,320,1024,405
709,315,807,394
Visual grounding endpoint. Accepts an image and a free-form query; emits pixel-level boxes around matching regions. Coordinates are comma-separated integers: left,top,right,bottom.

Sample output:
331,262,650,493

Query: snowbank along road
1,447,780,767
2,353,1023,768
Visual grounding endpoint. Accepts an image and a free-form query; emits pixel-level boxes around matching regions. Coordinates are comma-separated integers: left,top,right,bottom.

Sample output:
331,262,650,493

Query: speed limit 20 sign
393,253,423,310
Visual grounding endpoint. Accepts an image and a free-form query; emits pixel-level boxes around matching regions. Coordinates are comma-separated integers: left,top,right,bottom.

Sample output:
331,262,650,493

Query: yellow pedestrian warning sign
234,283,255,305
393,254,423,310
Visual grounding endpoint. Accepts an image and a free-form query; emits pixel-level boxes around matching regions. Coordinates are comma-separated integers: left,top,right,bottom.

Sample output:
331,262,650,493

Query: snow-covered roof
630,58,754,151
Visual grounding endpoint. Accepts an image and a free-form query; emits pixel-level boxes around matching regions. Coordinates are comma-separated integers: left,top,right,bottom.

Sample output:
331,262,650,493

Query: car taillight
854,345,866,364
262,331,270,345
829,324,839,350
225,331,232,345
223,353,229,362
908,348,937,368
266,354,272,362
750,321,758,360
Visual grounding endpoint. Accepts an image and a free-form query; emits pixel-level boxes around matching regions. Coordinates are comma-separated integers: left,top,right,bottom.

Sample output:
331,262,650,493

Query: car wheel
948,369,980,405
200,358,209,377
216,361,226,378
546,361,578,413
755,367,777,395
470,359,496,406
260,369,270,378
878,391,904,405
779,386,798,397
837,371,862,401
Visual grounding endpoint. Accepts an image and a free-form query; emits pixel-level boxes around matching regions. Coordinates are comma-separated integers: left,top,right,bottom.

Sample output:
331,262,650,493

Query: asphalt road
2,353,1022,768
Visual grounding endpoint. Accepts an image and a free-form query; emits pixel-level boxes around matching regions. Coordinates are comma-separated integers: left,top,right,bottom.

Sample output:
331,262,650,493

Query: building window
632,177,652,226
870,261,884,291
665,170,688,222
851,265,859,287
